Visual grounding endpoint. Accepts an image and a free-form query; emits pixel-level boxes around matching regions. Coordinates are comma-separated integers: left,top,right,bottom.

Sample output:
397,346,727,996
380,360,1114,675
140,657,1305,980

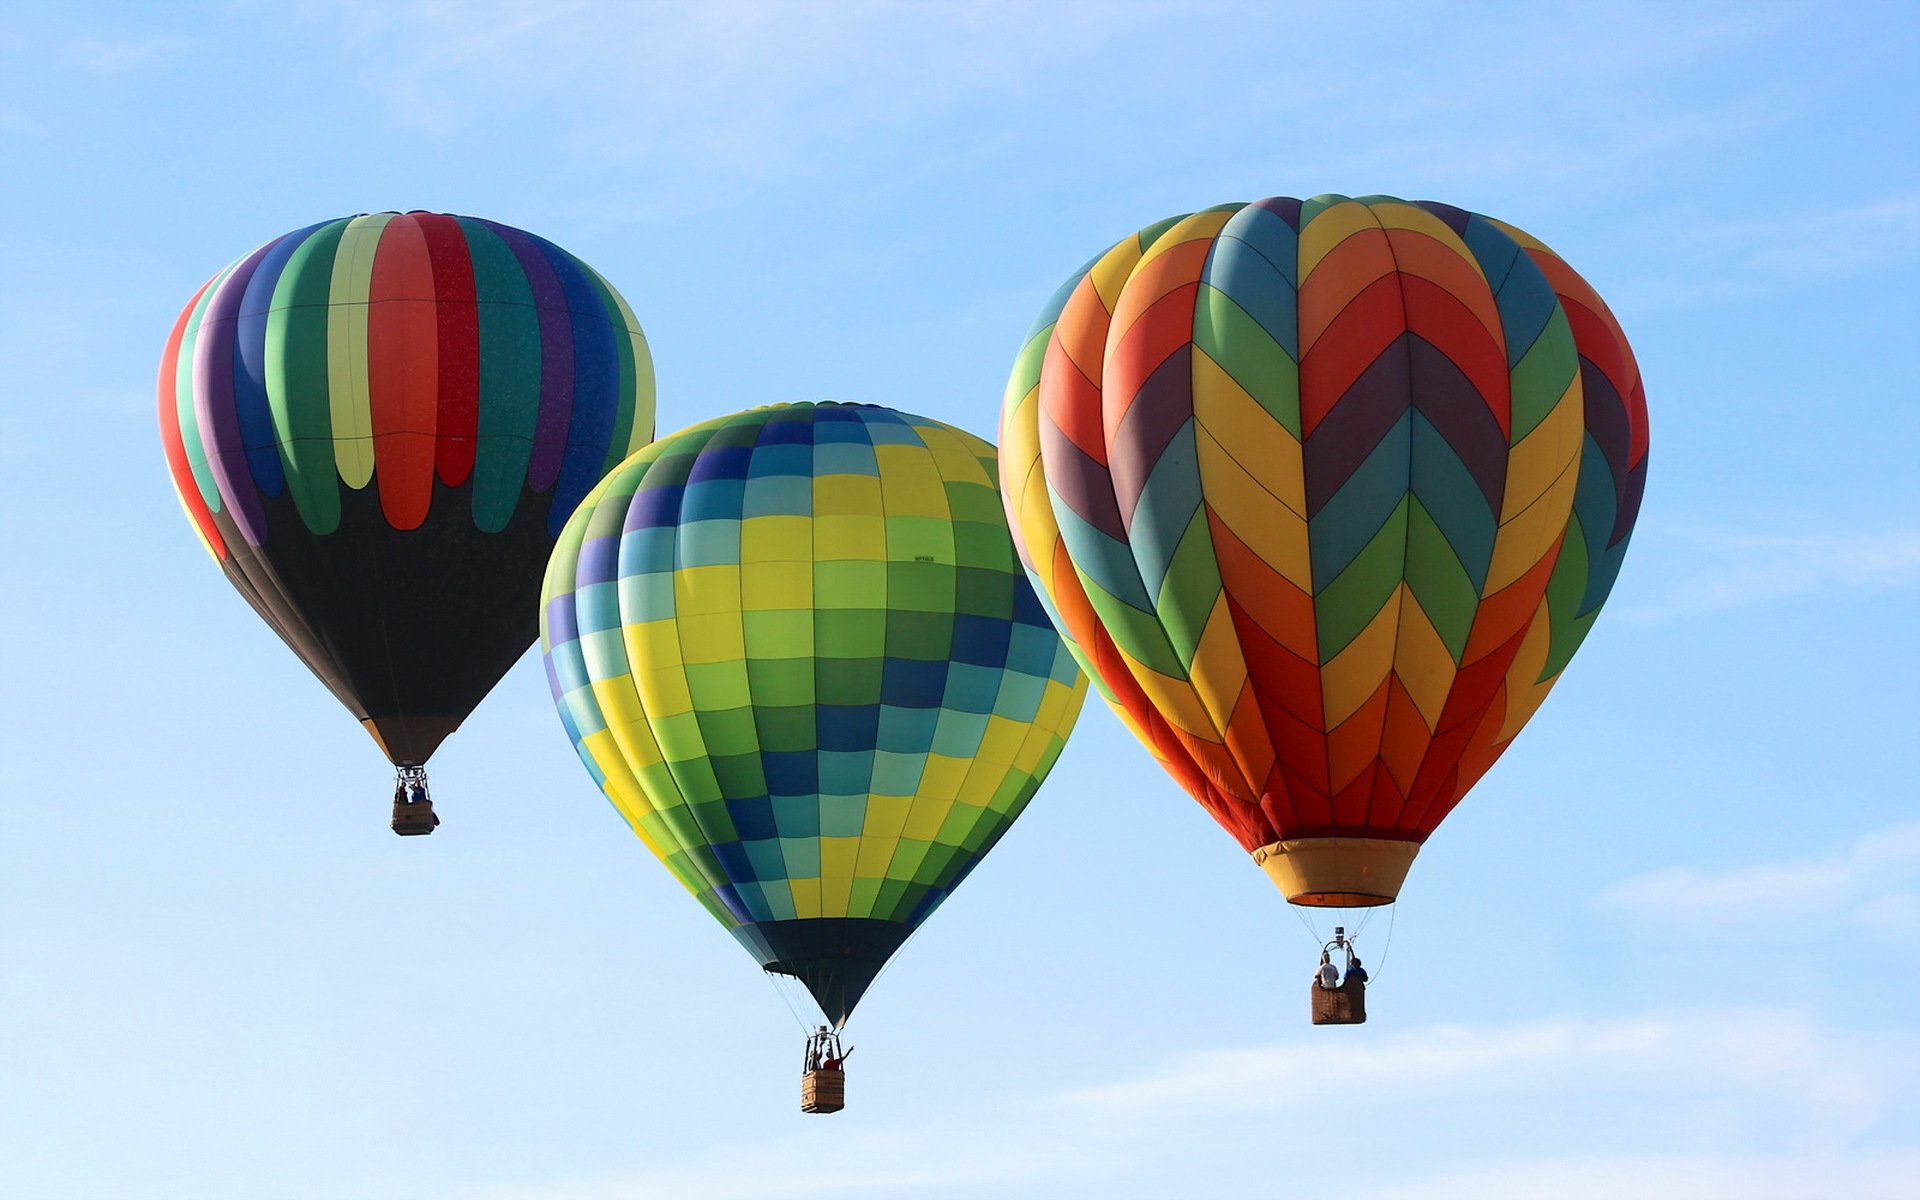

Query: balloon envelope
541,402,1087,1023
1000,195,1647,905
159,211,655,767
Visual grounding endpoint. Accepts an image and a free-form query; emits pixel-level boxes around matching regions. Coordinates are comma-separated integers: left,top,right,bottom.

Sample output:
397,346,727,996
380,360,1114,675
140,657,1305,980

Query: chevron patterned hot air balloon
1001,194,1647,908
159,212,655,831
540,403,1087,1091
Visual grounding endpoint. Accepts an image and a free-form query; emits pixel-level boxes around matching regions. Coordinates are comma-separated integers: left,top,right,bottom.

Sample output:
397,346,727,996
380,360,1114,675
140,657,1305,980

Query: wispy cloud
1364,1151,1920,1200
1620,519,1920,622
457,1007,1918,1200
1596,822,1920,935
67,32,195,73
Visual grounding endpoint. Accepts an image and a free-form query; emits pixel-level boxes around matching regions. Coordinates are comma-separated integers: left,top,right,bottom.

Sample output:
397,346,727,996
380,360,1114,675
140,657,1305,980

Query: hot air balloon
1000,195,1647,1003
159,212,655,833
540,402,1086,1109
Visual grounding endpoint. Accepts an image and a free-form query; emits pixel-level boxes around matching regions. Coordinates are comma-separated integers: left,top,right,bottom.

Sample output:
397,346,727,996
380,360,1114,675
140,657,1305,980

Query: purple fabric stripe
1613,459,1648,549
482,220,573,492
1039,410,1127,540
232,223,324,499
1414,200,1473,236
1109,343,1196,530
577,532,620,589
1407,335,1507,513
545,593,581,646
192,240,278,545
1303,333,1413,517
1580,358,1631,501
1253,196,1304,230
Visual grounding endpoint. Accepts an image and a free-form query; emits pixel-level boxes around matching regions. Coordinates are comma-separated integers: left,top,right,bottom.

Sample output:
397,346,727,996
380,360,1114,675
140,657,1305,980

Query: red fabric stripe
1402,274,1511,438
415,212,479,487
367,215,439,530
1299,276,1407,438
157,282,227,559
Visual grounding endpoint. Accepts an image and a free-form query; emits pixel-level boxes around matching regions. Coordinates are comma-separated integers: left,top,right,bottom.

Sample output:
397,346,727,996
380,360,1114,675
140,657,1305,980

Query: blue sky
3,2,1918,1196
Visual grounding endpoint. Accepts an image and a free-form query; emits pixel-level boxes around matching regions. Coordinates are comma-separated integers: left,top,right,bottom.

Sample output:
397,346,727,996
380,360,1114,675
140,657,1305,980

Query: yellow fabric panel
1501,375,1584,518
861,794,912,839
901,795,954,841
636,662,695,718
587,682,664,770
741,515,813,564
812,471,883,516
1392,587,1456,729
1033,676,1079,733
918,424,996,487
976,714,1028,765
788,877,823,919
916,753,971,801
673,611,748,665
674,564,742,616
1484,217,1550,254
1496,599,1558,742
874,444,950,517
1191,346,1307,513
740,559,812,611
1136,208,1239,270
1194,425,1311,590
1485,454,1580,593
624,618,684,668
1296,199,1388,284
813,514,887,560
1186,594,1252,733
820,838,859,916
952,752,1007,808
854,834,900,878
1124,651,1223,741
1018,473,1063,567
999,404,1047,553
326,212,389,488
1369,200,1470,248
1010,720,1056,776
1088,235,1151,311
582,728,651,805
1321,587,1401,727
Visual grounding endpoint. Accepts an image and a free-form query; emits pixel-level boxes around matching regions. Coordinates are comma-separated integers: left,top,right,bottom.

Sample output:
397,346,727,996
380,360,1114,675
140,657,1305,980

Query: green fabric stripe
1403,496,1478,662
1153,506,1222,671
1509,306,1578,443
460,216,542,532
177,263,237,513
581,264,642,474
267,218,350,535
1192,282,1301,436
1316,494,1411,661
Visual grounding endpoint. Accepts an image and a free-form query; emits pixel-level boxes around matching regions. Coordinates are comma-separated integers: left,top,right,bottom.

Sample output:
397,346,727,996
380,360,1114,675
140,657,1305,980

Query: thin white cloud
1620,519,1920,622
1596,822,1920,934
1364,1151,1920,1200
67,32,196,73
456,1007,1917,1200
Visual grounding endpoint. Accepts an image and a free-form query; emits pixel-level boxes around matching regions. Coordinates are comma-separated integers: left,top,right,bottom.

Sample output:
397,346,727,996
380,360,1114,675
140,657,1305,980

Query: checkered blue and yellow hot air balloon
1001,195,1647,915
539,403,1087,1052
159,212,654,832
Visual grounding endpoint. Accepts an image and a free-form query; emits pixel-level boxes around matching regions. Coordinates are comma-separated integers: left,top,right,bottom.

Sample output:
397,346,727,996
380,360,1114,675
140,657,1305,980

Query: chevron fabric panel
1002,194,1648,852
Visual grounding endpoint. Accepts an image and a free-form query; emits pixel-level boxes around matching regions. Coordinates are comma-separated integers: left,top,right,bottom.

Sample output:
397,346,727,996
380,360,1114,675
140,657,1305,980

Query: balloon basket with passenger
800,1026,850,1114
1310,926,1370,1026
389,766,440,836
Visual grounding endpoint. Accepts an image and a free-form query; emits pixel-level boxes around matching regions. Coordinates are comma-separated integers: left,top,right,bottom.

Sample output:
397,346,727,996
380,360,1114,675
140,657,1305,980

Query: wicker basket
1310,979,1368,1025
801,1068,845,1114
390,797,439,836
